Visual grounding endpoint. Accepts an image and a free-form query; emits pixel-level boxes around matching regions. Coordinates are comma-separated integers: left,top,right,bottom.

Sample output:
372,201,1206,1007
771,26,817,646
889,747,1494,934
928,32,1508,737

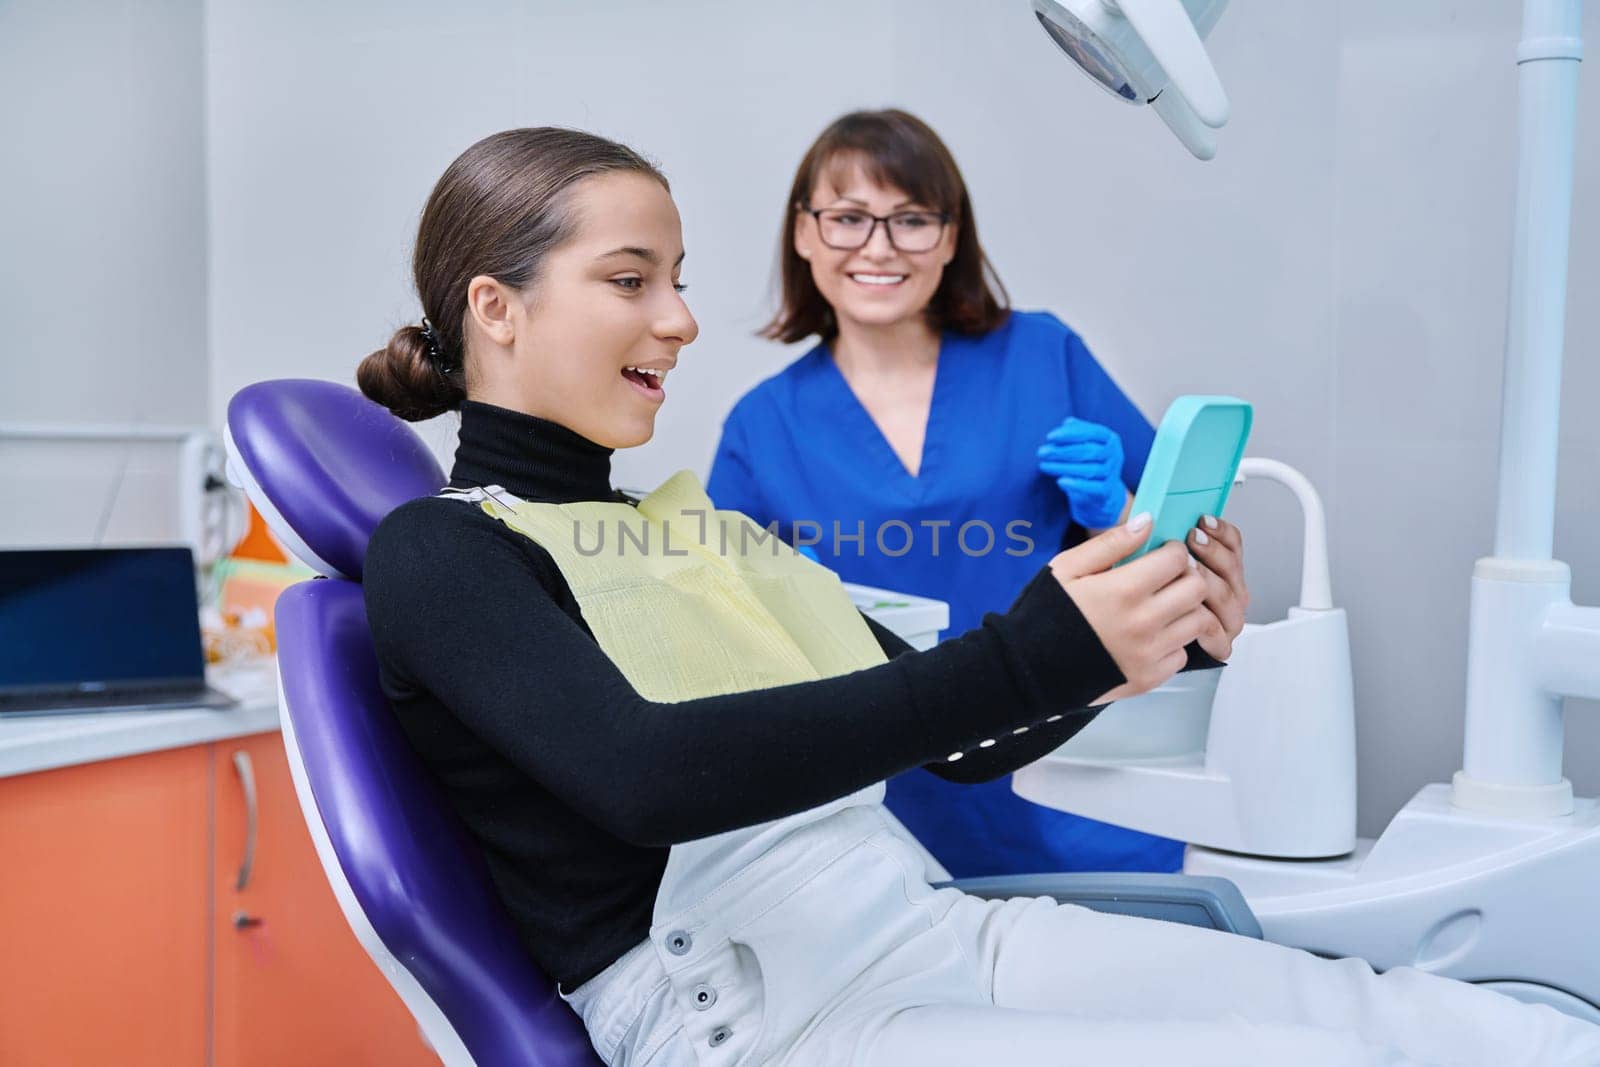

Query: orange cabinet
0,734,440,1066
0,745,211,1067
213,731,438,1067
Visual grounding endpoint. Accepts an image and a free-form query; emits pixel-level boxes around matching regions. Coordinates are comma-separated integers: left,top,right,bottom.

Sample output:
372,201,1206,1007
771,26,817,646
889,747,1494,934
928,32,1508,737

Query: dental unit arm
1024,0,1600,1021
1014,457,1358,860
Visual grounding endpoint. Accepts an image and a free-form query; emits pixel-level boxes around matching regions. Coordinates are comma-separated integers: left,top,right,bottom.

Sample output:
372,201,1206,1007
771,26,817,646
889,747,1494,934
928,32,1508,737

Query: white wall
204,0,896,472
0,0,209,546
9,1,1593,837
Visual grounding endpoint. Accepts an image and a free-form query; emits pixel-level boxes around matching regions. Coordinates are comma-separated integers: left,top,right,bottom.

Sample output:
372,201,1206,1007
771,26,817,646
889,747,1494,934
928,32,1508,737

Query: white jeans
565,804,1600,1067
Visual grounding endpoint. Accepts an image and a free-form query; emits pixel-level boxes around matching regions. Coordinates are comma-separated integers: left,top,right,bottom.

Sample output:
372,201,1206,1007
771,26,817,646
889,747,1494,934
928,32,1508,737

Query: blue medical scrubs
707,309,1184,878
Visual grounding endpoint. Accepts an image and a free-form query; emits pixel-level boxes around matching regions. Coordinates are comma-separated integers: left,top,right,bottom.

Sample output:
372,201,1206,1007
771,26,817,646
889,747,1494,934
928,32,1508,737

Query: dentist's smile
848,272,908,289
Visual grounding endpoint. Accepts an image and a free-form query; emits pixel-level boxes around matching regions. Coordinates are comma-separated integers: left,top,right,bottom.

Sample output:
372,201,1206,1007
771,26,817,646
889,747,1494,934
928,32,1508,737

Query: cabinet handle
232,749,258,892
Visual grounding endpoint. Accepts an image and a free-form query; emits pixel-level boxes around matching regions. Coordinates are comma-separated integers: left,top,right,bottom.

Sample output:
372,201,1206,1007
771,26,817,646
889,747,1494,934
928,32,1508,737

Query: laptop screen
0,547,207,695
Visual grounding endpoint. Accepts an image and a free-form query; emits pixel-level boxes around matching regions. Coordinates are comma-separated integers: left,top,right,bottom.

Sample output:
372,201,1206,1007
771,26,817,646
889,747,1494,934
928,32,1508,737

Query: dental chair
225,378,1261,1067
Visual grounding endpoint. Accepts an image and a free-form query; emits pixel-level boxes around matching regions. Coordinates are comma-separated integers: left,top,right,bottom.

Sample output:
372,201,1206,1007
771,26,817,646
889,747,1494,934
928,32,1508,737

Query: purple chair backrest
227,380,602,1067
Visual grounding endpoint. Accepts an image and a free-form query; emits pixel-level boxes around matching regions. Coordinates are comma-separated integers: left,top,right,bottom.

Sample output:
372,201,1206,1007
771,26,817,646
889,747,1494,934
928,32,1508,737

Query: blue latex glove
1036,417,1128,529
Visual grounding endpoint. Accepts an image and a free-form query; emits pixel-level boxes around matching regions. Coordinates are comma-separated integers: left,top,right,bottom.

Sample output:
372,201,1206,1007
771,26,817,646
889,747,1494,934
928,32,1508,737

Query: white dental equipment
1021,0,1600,1022
1031,0,1231,159
1018,458,1358,861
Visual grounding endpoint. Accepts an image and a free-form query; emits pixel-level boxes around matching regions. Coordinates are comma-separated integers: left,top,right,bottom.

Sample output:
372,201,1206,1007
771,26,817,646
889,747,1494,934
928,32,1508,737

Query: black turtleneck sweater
363,400,1127,989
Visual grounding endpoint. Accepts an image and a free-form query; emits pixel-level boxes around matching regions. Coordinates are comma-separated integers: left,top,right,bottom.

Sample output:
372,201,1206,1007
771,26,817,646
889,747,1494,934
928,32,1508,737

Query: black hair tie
419,318,444,367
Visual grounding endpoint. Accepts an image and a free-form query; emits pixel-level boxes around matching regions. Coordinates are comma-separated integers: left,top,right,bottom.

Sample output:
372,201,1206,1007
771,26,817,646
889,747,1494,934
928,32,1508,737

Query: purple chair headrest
226,379,445,581
277,580,601,1066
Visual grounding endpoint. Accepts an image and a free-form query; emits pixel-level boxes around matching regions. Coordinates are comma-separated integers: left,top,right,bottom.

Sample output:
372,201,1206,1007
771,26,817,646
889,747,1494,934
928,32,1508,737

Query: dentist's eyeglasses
798,206,951,253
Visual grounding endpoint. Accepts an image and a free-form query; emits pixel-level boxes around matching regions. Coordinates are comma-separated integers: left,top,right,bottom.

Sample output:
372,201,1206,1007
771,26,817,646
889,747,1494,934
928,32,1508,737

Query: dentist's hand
1037,417,1129,530
1047,514,1211,703
1187,516,1248,662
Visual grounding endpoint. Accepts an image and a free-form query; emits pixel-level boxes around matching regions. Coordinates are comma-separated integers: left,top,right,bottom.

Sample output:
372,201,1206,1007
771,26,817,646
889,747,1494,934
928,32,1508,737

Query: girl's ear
466,275,518,347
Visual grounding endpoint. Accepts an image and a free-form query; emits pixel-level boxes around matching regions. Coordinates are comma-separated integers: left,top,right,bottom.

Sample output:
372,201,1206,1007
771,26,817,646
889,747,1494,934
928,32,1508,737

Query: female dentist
708,109,1191,878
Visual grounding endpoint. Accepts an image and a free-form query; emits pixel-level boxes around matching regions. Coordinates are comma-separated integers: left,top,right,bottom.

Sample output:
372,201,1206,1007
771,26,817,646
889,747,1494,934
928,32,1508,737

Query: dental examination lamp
1031,0,1230,159
1019,0,1600,1022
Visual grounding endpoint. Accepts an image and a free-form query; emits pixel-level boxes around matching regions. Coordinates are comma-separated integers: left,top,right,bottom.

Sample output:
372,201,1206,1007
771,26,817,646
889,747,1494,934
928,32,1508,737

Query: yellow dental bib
472,470,888,700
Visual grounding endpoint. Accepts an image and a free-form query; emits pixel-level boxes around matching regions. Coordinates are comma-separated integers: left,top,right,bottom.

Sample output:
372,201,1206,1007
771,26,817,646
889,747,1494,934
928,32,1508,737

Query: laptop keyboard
0,686,214,713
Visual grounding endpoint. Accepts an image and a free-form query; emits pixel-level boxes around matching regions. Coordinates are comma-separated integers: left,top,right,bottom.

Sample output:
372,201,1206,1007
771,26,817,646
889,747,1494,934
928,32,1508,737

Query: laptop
0,546,239,716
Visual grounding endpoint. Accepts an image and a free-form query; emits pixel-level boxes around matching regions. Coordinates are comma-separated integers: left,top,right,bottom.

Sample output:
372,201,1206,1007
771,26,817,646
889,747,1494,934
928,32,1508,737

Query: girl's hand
1037,417,1129,530
1047,515,1211,703
1188,516,1248,661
